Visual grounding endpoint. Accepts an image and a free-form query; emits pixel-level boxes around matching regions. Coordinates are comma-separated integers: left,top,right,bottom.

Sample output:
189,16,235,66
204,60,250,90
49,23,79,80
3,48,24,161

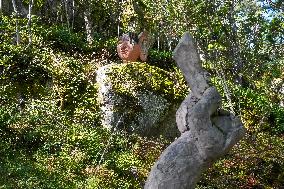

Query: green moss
106,63,188,103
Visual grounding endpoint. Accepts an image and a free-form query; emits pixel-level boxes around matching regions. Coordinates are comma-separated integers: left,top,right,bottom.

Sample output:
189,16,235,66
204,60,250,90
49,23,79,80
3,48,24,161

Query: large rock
96,63,187,139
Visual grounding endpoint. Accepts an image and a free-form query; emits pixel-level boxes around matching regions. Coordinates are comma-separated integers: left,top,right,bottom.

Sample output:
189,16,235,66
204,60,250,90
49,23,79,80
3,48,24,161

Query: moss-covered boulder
96,63,188,139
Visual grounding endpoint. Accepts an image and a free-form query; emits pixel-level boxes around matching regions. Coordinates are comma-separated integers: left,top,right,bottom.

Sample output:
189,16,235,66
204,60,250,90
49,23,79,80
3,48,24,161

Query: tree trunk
84,5,93,45
228,0,243,85
27,0,33,46
11,0,20,45
0,0,2,16
144,33,245,189
71,0,74,30
64,0,70,31
15,0,27,16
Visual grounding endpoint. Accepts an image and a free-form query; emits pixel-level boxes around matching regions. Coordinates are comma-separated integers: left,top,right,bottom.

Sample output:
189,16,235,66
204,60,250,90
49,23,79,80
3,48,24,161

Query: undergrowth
0,15,284,189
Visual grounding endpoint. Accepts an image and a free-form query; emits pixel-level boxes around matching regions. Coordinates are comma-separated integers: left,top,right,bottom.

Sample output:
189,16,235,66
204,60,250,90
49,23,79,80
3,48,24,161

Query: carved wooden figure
117,31,149,63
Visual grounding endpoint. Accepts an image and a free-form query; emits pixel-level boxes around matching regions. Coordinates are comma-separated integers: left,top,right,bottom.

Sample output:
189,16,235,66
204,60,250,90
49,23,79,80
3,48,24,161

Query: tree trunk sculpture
144,32,245,189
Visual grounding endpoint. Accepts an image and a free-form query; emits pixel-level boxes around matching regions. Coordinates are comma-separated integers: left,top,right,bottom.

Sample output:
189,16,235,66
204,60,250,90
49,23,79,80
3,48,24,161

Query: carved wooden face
117,35,134,60
117,34,140,62
117,32,150,62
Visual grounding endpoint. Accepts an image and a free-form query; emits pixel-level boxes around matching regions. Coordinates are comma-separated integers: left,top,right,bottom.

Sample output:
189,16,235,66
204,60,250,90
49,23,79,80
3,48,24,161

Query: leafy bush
0,43,52,101
107,63,188,103
234,86,284,135
198,132,284,189
1,13,284,189
212,77,284,135
42,26,88,53
270,105,284,134
202,73,284,188
147,49,176,71
0,99,168,188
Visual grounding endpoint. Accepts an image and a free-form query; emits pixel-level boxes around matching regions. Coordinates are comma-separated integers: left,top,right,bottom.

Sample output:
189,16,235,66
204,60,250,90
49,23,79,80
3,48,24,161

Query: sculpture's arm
140,51,147,62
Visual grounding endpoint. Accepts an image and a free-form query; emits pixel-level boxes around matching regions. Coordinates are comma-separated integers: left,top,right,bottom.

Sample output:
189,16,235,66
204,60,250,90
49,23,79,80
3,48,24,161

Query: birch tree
0,0,2,16
11,0,20,45
27,0,34,46
84,6,93,44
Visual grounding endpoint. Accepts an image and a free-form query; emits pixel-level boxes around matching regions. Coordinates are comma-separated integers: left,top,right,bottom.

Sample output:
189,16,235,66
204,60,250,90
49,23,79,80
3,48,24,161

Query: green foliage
107,63,188,103
212,76,284,135
91,36,120,61
147,50,175,71
0,98,168,188
0,16,14,43
0,45,51,101
0,5,283,188
47,53,94,112
0,16,169,188
236,86,284,134
42,26,87,53
270,105,284,134
198,133,284,189
208,69,284,188
41,25,119,62
256,59,284,105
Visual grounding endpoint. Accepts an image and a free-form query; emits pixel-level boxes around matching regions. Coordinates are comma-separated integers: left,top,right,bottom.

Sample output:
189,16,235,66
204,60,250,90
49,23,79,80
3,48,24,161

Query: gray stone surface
144,32,245,189
96,64,180,138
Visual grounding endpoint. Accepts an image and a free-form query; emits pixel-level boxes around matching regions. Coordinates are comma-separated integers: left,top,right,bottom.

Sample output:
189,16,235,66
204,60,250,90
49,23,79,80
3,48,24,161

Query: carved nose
121,46,128,53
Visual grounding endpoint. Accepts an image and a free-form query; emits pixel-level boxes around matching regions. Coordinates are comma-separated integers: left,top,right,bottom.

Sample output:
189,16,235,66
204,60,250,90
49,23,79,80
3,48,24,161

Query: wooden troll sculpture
117,31,149,63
